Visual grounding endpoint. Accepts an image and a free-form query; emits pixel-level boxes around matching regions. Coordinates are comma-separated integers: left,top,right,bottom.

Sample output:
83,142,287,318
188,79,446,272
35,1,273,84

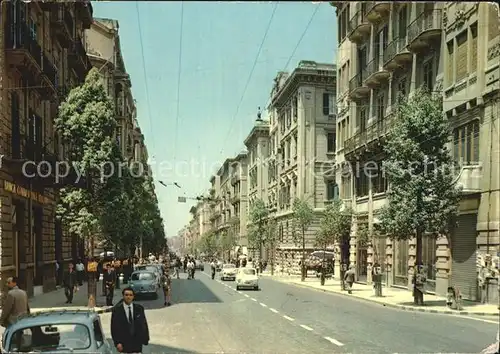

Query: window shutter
446,41,454,85
470,24,477,72
455,31,468,81
328,94,336,116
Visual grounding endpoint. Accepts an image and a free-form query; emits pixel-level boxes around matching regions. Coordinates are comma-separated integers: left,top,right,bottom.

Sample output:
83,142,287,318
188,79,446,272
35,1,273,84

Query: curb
268,277,500,318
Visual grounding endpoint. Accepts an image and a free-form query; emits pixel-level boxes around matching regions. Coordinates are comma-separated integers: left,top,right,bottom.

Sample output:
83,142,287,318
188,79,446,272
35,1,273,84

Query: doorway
12,199,26,289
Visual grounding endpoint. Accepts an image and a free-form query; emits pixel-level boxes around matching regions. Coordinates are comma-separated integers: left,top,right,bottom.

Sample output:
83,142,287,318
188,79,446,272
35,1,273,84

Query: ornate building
0,1,93,297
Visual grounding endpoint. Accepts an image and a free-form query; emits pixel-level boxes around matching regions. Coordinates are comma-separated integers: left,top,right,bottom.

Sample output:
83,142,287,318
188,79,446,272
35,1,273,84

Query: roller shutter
450,214,478,301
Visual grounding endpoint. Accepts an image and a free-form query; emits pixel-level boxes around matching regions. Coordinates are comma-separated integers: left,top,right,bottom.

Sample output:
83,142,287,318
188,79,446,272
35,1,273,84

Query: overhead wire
173,1,185,163
136,1,156,157
218,2,321,157
218,1,279,155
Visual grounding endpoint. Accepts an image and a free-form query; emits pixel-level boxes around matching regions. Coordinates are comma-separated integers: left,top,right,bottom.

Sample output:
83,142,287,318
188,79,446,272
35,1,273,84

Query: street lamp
159,180,181,189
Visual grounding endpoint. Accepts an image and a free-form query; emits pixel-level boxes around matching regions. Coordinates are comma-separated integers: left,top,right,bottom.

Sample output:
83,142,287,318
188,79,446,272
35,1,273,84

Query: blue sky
92,1,337,238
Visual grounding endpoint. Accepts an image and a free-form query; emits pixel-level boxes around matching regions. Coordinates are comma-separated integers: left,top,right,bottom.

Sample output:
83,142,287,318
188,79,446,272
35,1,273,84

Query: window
376,93,385,121
446,41,454,85
338,4,350,42
395,239,408,286
397,77,407,102
326,181,339,200
371,161,387,194
453,120,480,165
455,31,468,81
327,132,335,152
358,106,367,131
470,23,477,73
355,166,369,197
488,4,499,40
422,59,434,91
29,17,37,40
323,93,335,116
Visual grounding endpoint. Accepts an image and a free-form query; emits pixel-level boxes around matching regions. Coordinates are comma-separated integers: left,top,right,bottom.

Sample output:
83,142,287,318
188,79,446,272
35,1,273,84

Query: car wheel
254,286,259,290
236,286,240,290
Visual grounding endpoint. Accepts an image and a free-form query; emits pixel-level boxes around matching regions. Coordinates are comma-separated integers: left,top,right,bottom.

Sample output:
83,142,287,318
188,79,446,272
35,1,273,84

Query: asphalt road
98,269,499,353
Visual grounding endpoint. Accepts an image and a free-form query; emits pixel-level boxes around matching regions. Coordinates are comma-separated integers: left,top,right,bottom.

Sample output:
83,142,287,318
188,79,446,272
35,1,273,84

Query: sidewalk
29,281,123,314
261,272,499,317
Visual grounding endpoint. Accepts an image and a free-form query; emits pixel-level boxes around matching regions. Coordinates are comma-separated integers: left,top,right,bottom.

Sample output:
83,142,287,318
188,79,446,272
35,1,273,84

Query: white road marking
300,324,313,331
243,294,250,298
269,308,279,313
283,315,295,321
455,315,500,325
251,298,257,302
259,302,267,307
324,336,344,346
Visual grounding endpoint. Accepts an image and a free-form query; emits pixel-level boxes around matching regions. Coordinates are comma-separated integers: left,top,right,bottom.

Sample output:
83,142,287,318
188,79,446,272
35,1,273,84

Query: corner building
0,1,93,298
332,2,499,303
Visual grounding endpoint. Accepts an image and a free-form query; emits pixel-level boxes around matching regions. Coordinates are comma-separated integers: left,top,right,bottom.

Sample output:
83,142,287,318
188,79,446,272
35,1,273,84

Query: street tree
379,88,460,304
291,198,314,281
247,198,269,258
198,231,217,258
219,217,239,260
265,218,280,275
55,68,121,306
316,199,353,287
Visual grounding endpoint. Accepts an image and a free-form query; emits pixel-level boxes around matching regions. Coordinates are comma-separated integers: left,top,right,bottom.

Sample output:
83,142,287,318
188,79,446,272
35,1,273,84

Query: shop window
394,239,408,286
453,120,480,165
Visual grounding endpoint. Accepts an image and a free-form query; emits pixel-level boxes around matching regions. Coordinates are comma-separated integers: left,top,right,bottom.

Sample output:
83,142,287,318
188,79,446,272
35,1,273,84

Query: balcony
407,9,443,52
383,36,412,71
454,165,482,194
347,10,371,44
348,72,370,101
363,57,389,87
68,37,92,81
75,1,93,29
51,5,74,47
230,174,240,185
4,22,44,86
365,2,391,23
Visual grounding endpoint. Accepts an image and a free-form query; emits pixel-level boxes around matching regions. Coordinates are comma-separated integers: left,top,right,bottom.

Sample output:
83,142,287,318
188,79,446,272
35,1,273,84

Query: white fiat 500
220,264,237,281
235,268,259,290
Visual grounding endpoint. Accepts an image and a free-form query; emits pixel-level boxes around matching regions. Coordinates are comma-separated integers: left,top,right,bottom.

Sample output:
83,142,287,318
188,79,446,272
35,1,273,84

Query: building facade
266,61,337,274
0,1,93,297
333,2,499,302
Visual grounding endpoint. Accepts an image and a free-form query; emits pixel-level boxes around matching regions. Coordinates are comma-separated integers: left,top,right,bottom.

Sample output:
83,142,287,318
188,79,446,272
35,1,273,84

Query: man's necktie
128,306,133,325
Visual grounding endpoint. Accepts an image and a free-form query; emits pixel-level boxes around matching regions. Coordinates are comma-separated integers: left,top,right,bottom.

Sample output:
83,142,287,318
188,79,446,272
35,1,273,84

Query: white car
236,268,259,290
220,264,237,281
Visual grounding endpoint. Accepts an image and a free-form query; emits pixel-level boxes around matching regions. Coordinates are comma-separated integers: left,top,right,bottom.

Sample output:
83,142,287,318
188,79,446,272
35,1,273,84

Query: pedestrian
63,263,77,304
161,271,172,306
104,263,116,306
344,265,356,294
210,260,216,279
75,259,85,286
0,277,29,328
187,259,194,279
111,287,150,353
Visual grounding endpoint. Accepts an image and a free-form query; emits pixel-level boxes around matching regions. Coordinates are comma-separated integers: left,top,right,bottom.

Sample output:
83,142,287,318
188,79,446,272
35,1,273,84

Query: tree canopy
55,68,165,255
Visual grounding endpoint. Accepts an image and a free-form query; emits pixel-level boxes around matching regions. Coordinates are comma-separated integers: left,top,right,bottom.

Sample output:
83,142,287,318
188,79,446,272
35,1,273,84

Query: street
97,268,499,353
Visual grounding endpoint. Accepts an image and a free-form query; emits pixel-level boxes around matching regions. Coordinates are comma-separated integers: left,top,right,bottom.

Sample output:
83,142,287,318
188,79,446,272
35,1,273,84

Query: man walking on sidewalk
63,263,77,303
104,263,116,306
0,277,29,328
75,259,85,286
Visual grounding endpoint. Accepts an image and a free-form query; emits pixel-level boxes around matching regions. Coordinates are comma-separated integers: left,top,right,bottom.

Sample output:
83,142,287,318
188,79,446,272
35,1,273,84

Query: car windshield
131,272,154,281
241,269,256,275
223,264,235,268
9,324,91,352
146,266,157,272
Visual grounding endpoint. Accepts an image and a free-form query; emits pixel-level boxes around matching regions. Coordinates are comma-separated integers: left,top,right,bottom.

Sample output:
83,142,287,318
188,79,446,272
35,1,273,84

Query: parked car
220,264,237,281
1,310,112,353
129,271,160,299
135,264,161,285
236,268,259,290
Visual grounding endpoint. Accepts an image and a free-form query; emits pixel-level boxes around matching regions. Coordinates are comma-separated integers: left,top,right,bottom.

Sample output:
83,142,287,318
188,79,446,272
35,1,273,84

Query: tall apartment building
333,2,499,303
266,60,337,274
85,19,138,162
0,1,93,297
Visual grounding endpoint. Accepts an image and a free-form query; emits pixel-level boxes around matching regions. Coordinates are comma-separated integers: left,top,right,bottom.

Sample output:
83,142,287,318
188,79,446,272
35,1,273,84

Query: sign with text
3,181,50,204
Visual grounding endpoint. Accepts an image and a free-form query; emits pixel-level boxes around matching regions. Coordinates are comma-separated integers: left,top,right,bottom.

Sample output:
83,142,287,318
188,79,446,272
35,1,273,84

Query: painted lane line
251,298,257,302
269,308,279,313
300,324,314,331
237,291,243,294
324,336,344,346
243,294,250,298
283,315,295,321
260,302,268,307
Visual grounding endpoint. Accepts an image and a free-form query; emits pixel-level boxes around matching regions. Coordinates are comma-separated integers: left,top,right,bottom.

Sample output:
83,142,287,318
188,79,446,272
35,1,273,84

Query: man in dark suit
103,263,116,306
111,287,150,353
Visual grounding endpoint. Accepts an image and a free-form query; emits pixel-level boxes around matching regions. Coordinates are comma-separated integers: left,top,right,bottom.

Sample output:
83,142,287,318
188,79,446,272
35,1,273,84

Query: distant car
220,264,237,281
236,268,259,290
195,260,204,271
1,310,112,353
129,271,160,298
135,264,161,285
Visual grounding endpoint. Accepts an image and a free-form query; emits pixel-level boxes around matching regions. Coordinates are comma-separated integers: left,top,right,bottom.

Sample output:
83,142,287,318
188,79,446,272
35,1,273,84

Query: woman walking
161,270,171,306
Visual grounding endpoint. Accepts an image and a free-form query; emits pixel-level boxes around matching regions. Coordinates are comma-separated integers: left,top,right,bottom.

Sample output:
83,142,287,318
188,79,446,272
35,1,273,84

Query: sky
92,1,338,238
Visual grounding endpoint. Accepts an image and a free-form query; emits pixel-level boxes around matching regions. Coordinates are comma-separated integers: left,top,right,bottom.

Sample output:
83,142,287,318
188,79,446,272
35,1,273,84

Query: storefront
372,235,387,283
393,239,409,287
